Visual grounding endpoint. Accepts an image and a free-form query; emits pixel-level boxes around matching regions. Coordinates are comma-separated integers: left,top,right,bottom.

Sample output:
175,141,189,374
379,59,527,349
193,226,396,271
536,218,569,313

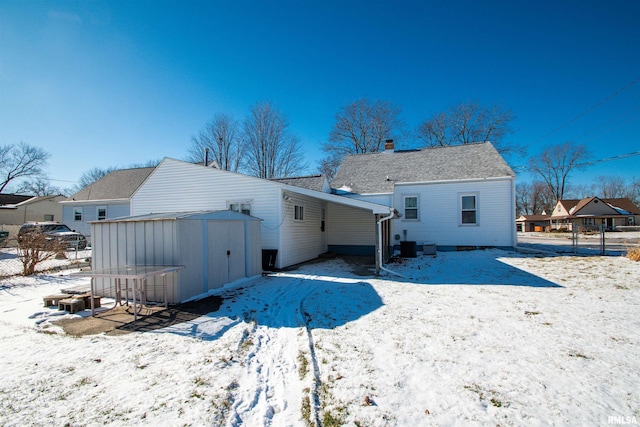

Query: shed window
229,202,251,216
294,205,304,221
44,214,54,221
97,206,107,221
404,196,418,220
461,195,477,225
74,208,83,222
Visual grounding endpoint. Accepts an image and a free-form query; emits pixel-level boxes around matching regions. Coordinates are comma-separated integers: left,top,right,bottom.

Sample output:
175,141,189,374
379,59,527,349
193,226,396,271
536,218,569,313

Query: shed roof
69,167,155,201
91,210,262,223
331,142,515,194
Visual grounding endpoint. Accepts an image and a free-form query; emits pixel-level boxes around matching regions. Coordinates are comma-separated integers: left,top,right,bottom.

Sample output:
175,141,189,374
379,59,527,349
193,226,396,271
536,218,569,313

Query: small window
294,205,304,221
461,195,477,225
97,206,107,221
229,202,251,216
404,196,418,220
44,214,54,221
74,208,83,222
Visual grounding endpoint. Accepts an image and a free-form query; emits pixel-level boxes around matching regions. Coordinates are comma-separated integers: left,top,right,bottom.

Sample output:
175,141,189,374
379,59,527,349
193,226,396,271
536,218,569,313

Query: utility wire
513,149,640,172
531,75,640,144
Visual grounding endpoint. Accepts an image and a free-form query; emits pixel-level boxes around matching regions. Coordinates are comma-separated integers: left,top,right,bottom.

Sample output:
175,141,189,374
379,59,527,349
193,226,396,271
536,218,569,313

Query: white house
330,141,517,251
130,158,396,270
60,167,155,243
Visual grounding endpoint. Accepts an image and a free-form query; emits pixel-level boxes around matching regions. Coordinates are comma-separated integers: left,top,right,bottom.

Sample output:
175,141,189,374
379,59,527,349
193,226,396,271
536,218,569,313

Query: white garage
91,210,262,304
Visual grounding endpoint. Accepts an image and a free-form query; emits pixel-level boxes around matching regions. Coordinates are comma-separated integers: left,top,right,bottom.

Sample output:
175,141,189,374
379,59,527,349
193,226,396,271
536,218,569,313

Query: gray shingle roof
331,142,515,194
70,167,155,201
269,175,328,192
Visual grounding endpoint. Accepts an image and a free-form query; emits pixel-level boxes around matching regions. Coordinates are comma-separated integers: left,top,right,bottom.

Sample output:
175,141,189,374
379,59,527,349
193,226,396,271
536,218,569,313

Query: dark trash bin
400,241,417,258
262,249,278,271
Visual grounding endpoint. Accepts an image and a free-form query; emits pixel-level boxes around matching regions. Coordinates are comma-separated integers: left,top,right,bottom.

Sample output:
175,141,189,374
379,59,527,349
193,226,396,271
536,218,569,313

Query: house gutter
377,210,406,278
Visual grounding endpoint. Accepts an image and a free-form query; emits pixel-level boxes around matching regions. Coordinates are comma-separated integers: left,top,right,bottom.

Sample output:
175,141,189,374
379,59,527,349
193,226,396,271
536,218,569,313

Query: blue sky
1,0,638,192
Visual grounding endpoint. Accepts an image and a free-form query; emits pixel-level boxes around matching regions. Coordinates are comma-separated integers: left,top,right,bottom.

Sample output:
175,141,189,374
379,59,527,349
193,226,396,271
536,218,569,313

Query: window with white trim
294,205,304,221
460,194,478,225
74,208,83,222
228,201,251,216
404,196,418,220
97,206,107,221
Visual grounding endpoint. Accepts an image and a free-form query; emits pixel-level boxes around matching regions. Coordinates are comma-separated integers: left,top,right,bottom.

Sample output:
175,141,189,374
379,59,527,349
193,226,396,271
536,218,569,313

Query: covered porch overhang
280,185,400,274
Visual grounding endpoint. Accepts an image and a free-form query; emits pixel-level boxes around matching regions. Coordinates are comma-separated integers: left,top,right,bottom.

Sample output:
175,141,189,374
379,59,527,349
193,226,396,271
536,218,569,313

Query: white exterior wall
92,220,180,303
63,202,130,243
279,192,326,267
341,193,392,207
326,204,377,247
392,178,515,248
132,159,282,259
92,215,262,304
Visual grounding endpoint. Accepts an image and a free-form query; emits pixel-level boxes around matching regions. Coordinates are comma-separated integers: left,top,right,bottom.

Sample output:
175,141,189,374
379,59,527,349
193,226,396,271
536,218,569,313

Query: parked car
18,222,88,250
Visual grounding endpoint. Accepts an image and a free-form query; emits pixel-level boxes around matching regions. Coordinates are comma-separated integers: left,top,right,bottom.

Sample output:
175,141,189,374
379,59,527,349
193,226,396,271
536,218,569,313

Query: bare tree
71,167,116,194
15,178,62,196
242,101,307,179
627,177,640,206
15,232,67,276
595,175,627,199
320,98,404,179
187,114,243,171
417,101,519,155
516,181,556,216
325,98,404,155
516,182,533,217
0,142,50,193
528,142,590,202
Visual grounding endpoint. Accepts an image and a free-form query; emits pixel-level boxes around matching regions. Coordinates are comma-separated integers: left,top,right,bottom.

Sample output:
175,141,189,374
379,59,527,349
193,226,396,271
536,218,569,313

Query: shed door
207,220,245,290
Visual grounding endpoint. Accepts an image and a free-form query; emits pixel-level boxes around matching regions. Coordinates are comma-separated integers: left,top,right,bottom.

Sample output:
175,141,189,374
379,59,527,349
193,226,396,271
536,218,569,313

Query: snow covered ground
0,249,639,426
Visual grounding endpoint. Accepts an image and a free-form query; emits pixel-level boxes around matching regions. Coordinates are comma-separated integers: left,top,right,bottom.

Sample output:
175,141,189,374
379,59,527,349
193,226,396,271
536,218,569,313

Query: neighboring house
130,158,395,270
516,214,551,232
550,197,640,231
330,141,517,251
0,194,66,226
60,167,155,242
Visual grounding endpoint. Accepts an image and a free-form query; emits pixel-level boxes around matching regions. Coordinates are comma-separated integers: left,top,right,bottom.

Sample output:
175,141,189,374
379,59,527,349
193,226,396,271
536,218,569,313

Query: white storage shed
91,210,262,304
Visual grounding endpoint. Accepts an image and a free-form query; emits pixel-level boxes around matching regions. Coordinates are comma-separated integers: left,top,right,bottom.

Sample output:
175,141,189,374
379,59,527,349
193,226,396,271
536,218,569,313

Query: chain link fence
0,234,91,279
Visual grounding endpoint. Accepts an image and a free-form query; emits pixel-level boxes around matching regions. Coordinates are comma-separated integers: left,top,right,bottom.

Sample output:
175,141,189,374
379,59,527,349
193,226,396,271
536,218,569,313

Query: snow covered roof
67,167,155,202
331,142,515,194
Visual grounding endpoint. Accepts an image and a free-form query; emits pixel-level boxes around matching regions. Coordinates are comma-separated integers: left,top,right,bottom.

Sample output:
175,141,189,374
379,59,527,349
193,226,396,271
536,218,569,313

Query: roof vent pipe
205,148,210,167
384,139,394,153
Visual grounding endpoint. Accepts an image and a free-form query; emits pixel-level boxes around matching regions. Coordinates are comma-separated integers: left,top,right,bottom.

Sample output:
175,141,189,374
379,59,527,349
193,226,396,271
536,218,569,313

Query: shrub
627,245,640,262
14,232,67,275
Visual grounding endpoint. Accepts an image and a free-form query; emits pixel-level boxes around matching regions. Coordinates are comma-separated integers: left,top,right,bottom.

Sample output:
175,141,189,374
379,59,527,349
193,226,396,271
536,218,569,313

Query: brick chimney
384,139,394,153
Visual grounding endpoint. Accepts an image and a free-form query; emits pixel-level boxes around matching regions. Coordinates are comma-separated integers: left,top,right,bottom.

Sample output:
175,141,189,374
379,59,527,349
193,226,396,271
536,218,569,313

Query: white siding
326,204,376,246
132,159,282,251
341,193,392,207
62,202,130,243
392,178,515,248
91,214,262,304
91,220,179,303
279,193,325,267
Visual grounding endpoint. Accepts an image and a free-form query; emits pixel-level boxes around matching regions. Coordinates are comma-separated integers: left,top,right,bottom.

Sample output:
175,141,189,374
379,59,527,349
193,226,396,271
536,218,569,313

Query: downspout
377,210,406,278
